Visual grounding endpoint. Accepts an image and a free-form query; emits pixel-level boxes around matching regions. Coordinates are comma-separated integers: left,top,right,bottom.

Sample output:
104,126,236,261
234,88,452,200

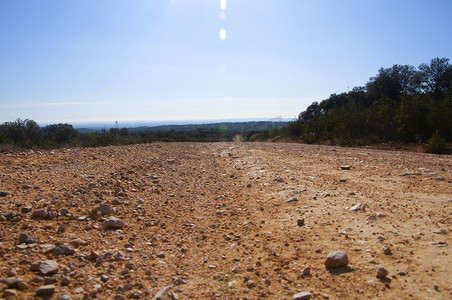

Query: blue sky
0,0,451,124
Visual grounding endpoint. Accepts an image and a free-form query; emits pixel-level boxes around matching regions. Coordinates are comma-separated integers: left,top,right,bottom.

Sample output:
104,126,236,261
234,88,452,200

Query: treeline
286,57,452,153
0,119,242,150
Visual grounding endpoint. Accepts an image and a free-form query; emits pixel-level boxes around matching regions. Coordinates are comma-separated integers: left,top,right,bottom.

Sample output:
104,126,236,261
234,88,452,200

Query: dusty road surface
0,142,451,299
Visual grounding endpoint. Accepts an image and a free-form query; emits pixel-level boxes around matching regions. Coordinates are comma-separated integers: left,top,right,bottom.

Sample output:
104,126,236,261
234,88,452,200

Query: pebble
0,277,24,288
246,280,256,288
154,285,173,300
286,197,298,203
38,260,59,275
376,266,389,278
18,233,38,244
325,251,349,268
35,284,56,296
297,219,305,226
293,292,312,300
340,165,351,170
21,206,33,214
53,245,76,256
350,204,365,212
103,216,125,229
2,289,17,298
366,215,377,221
59,295,72,300
6,268,17,277
17,281,30,291
71,238,89,247
90,284,102,295
301,267,311,276
40,244,57,254
433,229,447,234
32,209,48,219
383,246,392,255
0,191,11,197
92,204,112,216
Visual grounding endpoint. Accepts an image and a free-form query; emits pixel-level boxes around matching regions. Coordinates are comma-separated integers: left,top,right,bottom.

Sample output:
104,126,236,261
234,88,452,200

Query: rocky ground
0,142,451,299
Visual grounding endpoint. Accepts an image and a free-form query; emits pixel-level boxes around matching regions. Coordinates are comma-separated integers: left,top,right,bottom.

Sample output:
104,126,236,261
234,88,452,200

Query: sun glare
220,0,227,10
219,29,226,40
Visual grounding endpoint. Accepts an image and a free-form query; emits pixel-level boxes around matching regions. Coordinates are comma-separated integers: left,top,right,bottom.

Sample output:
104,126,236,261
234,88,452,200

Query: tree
417,57,452,98
366,64,416,102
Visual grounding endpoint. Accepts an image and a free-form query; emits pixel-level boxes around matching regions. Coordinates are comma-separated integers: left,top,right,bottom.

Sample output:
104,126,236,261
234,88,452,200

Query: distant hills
75,121,288,134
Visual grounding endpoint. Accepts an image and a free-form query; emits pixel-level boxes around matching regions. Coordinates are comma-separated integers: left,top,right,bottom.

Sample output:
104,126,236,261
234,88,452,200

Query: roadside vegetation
250,57,452,154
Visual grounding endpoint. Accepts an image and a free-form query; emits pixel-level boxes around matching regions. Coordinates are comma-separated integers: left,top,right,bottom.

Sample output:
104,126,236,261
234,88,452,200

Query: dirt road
0,142,451,299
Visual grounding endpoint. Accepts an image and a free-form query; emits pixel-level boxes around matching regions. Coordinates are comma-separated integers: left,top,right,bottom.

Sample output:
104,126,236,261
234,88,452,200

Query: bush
424,131,447,154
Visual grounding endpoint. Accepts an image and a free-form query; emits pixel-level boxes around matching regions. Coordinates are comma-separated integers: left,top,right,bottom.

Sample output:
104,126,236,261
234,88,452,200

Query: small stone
40,244,57,254
38,260,59,275
154,285,173,300
0,191,11,197
92,204,112,217
17,281,30,291
61,277,71,285
44,277,56,285
0,283,7,292
87,251,100,261
60,208,69,216
21,206,33,214
22,184,32,189
53,245,76,256
3,289,17,298
0,277,24,288
6,268,17,277
103,216,124,229
32,209,48,219
74,287,84,294
36,284,56,296
156,252,166,258
301,267,311,276
350,204,365,212
125,262,134,269
325,251,349,268
383,246,392,255
340,165,351,170
293,292,312,300
246,280,256,288
366,215,377,221
71,238,89,247
59,295,72,300
376,266,389,278
286,197,298,203
90,284,102,295
223,234,232,241
433,229,447,234
297,219,305,226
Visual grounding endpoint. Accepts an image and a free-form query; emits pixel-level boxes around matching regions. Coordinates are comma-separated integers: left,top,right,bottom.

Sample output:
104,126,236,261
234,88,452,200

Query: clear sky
1,0,451,124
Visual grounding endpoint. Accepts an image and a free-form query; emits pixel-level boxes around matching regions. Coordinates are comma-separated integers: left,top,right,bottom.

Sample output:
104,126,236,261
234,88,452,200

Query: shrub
424,131,447,154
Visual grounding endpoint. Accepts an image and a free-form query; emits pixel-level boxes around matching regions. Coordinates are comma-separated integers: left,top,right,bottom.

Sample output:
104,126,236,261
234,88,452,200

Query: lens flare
219,29,226,40
220,0,227,10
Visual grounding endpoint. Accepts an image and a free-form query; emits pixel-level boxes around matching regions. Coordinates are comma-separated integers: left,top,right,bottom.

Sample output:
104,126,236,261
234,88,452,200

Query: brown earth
0,142,451,299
